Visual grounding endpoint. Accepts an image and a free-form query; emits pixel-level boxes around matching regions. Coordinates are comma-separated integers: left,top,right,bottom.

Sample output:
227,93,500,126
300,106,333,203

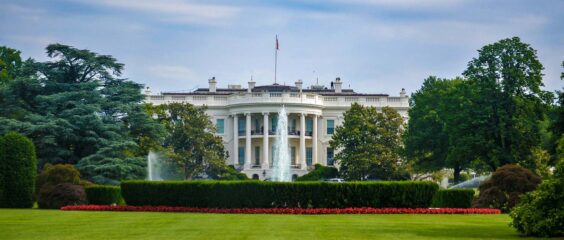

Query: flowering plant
61,205,501,214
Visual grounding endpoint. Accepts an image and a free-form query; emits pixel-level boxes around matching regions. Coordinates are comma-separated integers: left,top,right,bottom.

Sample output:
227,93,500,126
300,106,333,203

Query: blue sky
1,0,562,95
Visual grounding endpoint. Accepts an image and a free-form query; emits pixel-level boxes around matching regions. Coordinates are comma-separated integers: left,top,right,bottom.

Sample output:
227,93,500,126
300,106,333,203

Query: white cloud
330,0,467,9
71,0,241,25
149,65,195,80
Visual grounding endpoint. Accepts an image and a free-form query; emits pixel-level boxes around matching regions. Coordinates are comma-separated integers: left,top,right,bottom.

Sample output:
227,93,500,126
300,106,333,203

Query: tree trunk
453,166,462,184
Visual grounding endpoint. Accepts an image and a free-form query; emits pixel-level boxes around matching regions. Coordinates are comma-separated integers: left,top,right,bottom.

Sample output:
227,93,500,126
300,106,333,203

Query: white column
245,112,252,168
300,113,306,170
233,114,238,166
313,114,318,165
262,112,269,169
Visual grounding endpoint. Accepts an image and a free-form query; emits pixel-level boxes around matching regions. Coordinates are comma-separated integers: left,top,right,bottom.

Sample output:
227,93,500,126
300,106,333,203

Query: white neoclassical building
145,77,409,180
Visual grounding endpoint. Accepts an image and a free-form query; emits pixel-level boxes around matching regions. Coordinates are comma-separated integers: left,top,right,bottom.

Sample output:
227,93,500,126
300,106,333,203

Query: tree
510,160,564,237
0,44,164,183
463,37,552,171
403,76,478,183
330,103,406,181
146,103,229,180
0,132,37,208
0,46,22,86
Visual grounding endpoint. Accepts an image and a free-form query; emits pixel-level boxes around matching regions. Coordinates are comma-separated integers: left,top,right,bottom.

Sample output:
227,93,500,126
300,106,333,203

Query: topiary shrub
36,164,82,209
473,164,541,212
121,180,439,208
431,189,475,208
510,161,564,237
85,185,124,205
0,132,37,208
297,164,339,181
216,166,248,180
37,183,87,209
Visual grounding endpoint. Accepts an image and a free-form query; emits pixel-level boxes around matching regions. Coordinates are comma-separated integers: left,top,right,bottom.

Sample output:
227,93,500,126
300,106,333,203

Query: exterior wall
146,91,409,180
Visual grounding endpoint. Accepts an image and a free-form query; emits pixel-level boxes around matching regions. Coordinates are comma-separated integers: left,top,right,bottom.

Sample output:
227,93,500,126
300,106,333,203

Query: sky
0,0,563,95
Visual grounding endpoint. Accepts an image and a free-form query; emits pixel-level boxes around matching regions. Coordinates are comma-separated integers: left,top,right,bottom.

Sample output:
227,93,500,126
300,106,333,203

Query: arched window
292,174,298,181
252,174,259,180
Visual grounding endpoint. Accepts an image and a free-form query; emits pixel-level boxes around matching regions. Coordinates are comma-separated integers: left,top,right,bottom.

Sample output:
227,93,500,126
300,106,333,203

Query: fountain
271,105,292,181
147,151,162,180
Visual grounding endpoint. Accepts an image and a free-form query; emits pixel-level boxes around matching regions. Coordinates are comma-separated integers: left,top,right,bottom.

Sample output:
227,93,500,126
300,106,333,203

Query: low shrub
85,185,124,205
510,161,564,237
36,164,81,197
0,132,37,208
431,189,475,208
297,164,339,181
121,180,439,208
37,183,87,209
473,164,541,212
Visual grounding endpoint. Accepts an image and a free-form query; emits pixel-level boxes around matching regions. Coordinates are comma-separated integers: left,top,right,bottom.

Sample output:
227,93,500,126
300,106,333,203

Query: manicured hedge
431,189,475,208
85,185,124,205
0,132,37,208
121,180,439,208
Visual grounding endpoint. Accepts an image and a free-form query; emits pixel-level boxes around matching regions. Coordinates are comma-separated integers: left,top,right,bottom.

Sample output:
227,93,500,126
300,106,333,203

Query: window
291,147,296,165
254,119,260,132
271,116,278,132
271,146,275,162
306,119,313,133
216,119,224,134
238,117,245,135
238,147,245,165
290,119,296,132
254,146,260,166
306,147,312,166
327,148,334,166
327,119,335,135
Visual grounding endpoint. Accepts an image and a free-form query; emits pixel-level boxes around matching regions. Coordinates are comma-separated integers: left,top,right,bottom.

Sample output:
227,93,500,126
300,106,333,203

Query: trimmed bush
0,132,37,208
297,164,339,181
510,161,564,237
121,180,439,208
36,164,82,209
473,164,541,212
431,189,475,208
37,183,87,209
85,185,124,205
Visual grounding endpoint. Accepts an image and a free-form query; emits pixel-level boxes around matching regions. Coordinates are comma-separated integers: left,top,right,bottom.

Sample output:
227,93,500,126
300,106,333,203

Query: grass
0,209,545,240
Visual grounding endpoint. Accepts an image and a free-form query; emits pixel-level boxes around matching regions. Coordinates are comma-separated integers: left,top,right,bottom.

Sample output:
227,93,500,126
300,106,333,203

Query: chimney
334,77,342,93
209,77,217,93
295,79,303,92
400,88,407,97
248,80,256,93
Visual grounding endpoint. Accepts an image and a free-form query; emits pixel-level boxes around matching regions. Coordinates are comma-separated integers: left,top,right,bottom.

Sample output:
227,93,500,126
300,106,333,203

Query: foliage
510,160,564,237
0,46,22,86
35,163,81,197
216,166,249,180
121,180,438,208
403,77,478,183
145,103,228,180
462,37,552,172
296,164,339,181
37,183,87,209
431,189,475,208
473,164,541,212
0,132,37,208
330,104,406,181
85,185,124,205
0,44,164,183
76,142,146,185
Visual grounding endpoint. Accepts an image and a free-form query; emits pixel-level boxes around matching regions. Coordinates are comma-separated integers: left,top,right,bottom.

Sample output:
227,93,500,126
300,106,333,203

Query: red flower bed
61,205,501,214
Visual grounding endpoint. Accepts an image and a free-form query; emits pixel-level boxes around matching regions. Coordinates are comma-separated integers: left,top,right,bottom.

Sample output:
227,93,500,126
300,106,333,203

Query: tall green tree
146,103,228,180
0,44,164,183
0,46,22,87
0,132,37,208
463,37,552,171
330,104,406,180
403,76,477,183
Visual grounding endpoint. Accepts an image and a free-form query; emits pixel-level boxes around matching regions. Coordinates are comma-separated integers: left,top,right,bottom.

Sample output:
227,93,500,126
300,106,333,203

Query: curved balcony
227,92,324,107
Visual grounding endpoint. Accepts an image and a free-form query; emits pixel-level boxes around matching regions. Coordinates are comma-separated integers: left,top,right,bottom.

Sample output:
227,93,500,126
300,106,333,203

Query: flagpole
274,35,278,84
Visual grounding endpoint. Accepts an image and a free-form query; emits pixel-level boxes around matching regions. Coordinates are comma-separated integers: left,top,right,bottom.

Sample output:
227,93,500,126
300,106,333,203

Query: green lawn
0,209,544,240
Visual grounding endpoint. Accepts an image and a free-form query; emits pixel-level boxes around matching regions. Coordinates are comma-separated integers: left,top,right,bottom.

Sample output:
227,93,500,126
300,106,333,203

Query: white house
145,77,409,180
